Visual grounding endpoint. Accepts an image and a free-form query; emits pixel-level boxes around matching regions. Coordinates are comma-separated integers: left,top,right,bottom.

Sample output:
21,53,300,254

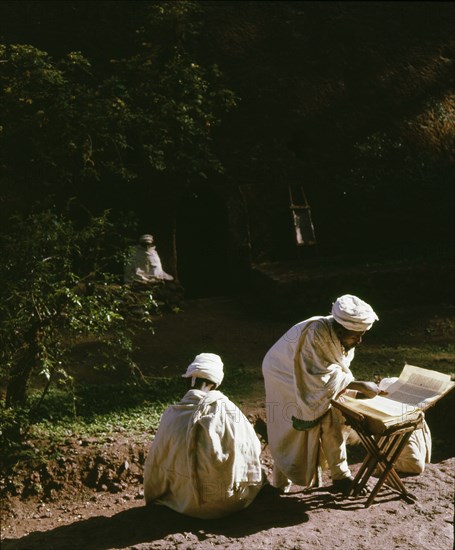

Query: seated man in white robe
262,294,382,496
143,353,264,519
124,234,174,284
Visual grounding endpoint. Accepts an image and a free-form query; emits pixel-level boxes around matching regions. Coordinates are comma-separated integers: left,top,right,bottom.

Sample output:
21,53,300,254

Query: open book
333,364,455,434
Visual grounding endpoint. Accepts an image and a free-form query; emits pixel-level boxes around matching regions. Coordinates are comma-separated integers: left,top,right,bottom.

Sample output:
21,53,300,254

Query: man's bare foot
332,476,370,496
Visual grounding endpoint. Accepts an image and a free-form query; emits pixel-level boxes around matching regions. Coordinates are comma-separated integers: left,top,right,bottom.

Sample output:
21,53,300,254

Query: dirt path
1,296,454,549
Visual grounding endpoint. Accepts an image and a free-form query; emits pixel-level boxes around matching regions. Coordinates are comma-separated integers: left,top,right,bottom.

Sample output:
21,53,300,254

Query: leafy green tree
0,207,156,408
0,45,99,207
0,2,237,218
116,0,238,178
0,2,237,450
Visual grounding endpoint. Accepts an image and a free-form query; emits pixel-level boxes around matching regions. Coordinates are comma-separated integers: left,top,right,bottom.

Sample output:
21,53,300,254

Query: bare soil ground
1,296,454,550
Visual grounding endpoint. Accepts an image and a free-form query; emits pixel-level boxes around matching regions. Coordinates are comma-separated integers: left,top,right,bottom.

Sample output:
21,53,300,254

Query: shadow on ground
4,478,428,550
2,487,310,550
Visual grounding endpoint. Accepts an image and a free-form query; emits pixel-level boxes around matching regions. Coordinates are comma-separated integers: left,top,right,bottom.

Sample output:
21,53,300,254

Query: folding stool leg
365,432,415,507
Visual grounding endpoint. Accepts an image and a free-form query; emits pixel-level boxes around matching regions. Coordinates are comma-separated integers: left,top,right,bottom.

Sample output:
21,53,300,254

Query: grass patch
221,363,257,400
2,333,453,475
1,363,257,473
1,378,183,470
350,344,455,381
28,377,185,436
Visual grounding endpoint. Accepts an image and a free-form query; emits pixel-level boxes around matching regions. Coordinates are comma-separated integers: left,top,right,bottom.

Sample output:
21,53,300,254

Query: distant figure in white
124,234,174,284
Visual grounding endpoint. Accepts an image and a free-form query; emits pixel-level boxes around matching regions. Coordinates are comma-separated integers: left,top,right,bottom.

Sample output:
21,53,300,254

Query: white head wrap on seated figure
182,353,224,387
331,294,379,331
139,234,154,245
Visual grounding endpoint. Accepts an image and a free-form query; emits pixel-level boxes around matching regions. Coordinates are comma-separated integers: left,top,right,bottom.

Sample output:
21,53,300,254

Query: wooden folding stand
332,399,424,507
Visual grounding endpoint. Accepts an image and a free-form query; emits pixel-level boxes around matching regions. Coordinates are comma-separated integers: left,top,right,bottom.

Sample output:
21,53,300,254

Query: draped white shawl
144,389,262,518
262,316,355,486
293,317,354,420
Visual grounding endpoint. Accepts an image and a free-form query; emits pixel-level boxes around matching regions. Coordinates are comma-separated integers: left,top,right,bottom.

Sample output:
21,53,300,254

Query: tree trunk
5,339,39,407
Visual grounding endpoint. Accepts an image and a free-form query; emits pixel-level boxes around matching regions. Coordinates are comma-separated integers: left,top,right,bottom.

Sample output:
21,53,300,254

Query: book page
385,364,454,408
334,365,454,429
340,394,419,419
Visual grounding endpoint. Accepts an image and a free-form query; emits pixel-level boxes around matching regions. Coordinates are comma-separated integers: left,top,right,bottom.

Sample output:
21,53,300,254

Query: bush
0,206,158,410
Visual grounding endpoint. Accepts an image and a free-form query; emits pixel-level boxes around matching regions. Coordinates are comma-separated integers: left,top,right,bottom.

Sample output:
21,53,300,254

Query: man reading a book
262,294,382,496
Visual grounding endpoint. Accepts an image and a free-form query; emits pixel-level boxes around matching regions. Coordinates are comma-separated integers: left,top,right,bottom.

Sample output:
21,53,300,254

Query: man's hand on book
347,381,388,399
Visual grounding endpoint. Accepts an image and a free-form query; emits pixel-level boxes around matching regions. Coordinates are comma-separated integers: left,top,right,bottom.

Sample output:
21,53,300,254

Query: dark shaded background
1,1,454,290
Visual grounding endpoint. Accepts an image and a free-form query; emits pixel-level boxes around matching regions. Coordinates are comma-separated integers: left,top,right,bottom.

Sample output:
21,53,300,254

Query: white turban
331,294,379,332
139,234,154,244
182,353,224,387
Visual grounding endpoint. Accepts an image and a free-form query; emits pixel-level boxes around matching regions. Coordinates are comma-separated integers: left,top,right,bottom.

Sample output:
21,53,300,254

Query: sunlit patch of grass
351,344,455,381
23,378,185,446
30,406,166,443
222,363,257,400
4,364,258,469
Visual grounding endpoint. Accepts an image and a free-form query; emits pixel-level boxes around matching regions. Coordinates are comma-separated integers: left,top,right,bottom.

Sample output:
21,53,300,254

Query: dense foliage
0,207,155,403
0,1,237,428
0,1,237,221
1,1,453,257
0,1,453,447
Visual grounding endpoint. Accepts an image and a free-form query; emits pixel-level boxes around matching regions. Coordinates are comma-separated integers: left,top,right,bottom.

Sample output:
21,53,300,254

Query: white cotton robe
262,316,355,487
143,389,263,519
124,245,173,283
